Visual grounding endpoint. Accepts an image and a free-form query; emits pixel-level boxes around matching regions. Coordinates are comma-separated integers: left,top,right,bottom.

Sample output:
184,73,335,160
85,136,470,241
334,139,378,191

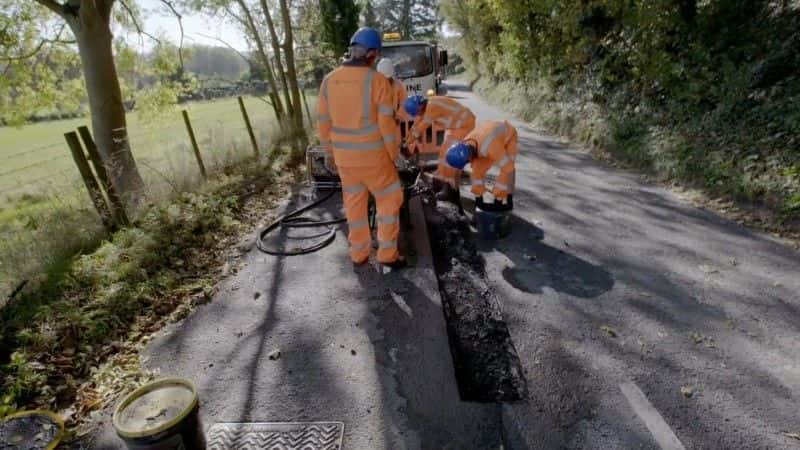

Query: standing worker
444,120,518,210
317,28,407,269
376,57,410,157
403,94,476,199
376,58,408,120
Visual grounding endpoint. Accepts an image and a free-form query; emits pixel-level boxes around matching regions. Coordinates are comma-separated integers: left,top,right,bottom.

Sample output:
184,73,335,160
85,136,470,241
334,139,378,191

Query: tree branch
159,0,185,72
118,0,161,44
33,0,66,18
0,24,75,62
195,33,250,64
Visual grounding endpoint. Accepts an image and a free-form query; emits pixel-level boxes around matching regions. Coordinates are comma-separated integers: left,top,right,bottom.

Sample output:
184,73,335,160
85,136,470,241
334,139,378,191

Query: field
0,95,292,203
0,93,315,298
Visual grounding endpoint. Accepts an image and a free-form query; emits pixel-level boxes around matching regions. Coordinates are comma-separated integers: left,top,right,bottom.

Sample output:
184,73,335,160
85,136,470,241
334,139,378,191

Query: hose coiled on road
256,189,347,256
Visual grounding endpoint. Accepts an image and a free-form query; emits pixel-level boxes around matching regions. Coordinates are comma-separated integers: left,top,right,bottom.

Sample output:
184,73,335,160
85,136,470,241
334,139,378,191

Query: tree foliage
442,0,800,214
370,0,439,39
320,0,361,57
184,45,249,79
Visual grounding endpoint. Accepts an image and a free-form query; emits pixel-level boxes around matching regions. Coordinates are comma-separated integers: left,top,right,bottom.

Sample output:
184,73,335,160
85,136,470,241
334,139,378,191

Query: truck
381,32,448,96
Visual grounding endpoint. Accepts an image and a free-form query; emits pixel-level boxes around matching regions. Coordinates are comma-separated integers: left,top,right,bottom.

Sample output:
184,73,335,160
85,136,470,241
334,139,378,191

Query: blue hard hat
350,27,382,51
403,94,428,117
446,142,473,169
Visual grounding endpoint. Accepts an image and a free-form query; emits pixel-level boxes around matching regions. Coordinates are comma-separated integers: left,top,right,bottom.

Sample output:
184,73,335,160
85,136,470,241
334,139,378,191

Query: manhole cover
207,422,344,450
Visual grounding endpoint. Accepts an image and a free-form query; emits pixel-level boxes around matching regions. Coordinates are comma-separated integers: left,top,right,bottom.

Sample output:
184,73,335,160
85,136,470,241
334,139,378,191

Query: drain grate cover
207,422,344,450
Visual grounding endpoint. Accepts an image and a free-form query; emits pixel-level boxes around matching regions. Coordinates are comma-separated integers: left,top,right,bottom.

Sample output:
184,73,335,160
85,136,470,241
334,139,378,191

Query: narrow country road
91,81,800,450
449,80,800,449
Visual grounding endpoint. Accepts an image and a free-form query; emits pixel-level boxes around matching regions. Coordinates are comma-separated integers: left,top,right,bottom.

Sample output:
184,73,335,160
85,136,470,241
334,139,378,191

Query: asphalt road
446,80,800,449
91,81,800,449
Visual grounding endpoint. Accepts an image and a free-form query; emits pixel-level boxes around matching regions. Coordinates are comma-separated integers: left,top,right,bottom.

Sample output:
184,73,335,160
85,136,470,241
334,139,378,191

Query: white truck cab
381,33,448,96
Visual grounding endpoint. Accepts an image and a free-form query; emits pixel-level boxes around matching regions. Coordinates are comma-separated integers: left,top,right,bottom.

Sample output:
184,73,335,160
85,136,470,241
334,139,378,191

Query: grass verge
471,75,800,243
0,127,306,443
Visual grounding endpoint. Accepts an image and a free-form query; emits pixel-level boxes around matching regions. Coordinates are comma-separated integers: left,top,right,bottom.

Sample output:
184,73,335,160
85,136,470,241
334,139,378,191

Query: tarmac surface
91,81,800,449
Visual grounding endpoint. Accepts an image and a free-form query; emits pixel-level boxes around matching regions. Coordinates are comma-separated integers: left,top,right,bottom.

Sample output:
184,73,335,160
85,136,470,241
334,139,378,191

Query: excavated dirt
422,196,528,402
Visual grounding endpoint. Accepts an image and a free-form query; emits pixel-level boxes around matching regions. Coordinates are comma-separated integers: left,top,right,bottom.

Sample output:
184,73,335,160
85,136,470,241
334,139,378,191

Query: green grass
0,93,317,300
0,95,304,201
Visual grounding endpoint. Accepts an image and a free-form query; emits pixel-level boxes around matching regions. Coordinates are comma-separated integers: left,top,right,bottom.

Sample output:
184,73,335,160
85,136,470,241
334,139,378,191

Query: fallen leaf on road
699,264,718,274
600,325,617,338
690,332,704,344
729,258,739,266
783,432,800,441
681,385,695,398
268,349,281,361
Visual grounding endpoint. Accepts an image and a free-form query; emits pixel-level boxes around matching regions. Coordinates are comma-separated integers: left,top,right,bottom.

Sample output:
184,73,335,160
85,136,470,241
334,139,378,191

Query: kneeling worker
445,120,518,210
403,94,475,197
317,27,406,269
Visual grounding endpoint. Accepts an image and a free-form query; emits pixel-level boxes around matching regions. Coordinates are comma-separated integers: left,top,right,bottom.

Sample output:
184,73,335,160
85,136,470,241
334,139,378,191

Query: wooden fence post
301,88,313,126
64,131,116,232
77,126,130,226
237,96,260,158
181,110,207,179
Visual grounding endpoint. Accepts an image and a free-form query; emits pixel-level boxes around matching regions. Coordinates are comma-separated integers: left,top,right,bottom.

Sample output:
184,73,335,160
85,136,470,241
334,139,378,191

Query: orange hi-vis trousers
339,164,404,264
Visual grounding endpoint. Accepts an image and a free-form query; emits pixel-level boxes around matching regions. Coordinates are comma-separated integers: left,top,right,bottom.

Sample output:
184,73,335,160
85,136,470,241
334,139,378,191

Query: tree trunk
402,0,412,38
279,0,305,137
260,0,294,122
67,0,144,208
237,0,285,121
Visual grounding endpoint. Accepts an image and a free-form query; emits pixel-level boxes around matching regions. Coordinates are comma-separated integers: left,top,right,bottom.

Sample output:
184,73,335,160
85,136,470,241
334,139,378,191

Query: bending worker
317,28,407,269
445,120,518,209
403,94,476,197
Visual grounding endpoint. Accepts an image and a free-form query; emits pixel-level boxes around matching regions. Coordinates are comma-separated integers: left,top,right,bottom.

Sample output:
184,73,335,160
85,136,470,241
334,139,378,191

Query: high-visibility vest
317,65,398,167
466,120,518,199
409,96,475,140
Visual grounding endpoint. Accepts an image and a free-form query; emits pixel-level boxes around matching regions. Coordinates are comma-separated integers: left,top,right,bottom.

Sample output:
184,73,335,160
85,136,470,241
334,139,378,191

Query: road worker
376,57,412,158
403,94,476,199
445,120,518,210
317,27,407,269
376,58,408,120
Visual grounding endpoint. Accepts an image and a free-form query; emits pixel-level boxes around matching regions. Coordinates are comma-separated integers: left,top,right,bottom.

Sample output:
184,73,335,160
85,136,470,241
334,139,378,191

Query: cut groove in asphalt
422,195,528,402
620,382,686,450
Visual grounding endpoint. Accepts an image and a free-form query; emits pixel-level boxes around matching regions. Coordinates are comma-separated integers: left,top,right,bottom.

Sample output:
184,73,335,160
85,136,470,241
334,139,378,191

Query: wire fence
0,94,294,204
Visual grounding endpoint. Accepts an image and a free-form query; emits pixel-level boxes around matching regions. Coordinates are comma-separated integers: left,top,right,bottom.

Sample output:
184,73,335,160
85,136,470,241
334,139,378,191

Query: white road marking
620,381,687,450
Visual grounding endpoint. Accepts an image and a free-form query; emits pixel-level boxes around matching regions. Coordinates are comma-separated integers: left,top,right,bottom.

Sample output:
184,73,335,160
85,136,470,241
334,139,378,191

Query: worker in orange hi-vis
444,120,518,211
317,27,407,269
376,58,408,120
376,57,409,156
403,94,476,199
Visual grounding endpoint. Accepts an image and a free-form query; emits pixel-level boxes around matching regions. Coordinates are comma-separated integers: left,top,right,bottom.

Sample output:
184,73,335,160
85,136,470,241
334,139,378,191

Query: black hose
256,189,347,256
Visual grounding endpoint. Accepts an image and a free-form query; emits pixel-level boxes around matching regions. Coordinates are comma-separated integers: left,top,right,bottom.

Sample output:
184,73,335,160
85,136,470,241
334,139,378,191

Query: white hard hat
377,58,395,78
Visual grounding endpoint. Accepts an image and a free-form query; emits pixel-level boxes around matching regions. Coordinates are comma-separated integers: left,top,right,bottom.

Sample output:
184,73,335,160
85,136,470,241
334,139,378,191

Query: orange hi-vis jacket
466,120,518,201
389,78,408,147
406,96,475,145
390,79,409,121
317,65,399,167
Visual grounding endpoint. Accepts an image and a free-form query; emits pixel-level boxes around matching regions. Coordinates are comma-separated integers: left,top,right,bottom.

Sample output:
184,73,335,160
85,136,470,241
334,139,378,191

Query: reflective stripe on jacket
466,120,518,200
317,65,398,167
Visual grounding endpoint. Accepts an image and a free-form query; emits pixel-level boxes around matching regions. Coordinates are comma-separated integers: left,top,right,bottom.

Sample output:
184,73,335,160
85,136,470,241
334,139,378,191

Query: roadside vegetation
442,1,800,230
0,130,303,438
